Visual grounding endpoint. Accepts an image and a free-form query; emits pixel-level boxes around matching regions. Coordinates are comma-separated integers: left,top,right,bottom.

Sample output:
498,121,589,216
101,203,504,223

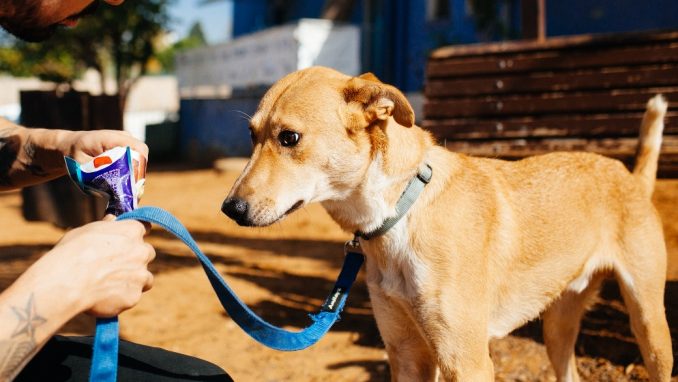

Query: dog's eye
249,130,256,144
278,130,300,147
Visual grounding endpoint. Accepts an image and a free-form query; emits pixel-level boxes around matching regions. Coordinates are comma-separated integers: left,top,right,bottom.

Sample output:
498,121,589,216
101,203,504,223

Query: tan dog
222,66,673,381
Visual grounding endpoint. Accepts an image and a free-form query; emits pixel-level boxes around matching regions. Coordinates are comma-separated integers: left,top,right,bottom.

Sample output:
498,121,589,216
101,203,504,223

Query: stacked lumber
424,30,678,177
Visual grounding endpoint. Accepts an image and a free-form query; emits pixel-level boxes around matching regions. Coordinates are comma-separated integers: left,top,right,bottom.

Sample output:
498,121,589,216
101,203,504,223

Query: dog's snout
222,197,251,225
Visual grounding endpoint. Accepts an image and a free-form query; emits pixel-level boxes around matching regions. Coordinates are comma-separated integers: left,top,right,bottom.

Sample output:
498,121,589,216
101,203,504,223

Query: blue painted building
231,0,678,92
230,0,517,92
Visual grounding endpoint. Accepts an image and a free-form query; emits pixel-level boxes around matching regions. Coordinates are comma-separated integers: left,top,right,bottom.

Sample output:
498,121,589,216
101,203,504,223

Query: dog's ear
344,75,415,128
358,72,382,83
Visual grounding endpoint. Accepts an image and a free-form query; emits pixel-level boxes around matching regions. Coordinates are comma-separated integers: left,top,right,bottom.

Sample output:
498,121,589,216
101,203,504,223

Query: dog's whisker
231,109,253,122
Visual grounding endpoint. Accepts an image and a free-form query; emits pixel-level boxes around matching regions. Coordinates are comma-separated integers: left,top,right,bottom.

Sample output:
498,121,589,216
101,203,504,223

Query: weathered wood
444,136,678,157
425,88,678,119
20,91,90,130
430,30,678,59
426,65,678,97
425,29,678,178
443,136,678,177
423,113,678,140
89,95,124,130
427,43,678,78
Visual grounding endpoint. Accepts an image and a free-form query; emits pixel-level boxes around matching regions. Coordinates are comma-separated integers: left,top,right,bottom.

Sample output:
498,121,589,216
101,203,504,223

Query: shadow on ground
149,229,347,267
221,268,381,346
328,359,390,381
2,236,676,377
513,279,678,376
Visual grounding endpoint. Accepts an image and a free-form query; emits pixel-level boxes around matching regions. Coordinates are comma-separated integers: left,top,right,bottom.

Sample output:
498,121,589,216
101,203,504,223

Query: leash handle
90,317,119,382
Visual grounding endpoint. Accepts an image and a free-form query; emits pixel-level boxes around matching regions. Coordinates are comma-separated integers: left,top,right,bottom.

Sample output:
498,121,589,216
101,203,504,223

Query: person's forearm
0,118,71,190
0,261,84,381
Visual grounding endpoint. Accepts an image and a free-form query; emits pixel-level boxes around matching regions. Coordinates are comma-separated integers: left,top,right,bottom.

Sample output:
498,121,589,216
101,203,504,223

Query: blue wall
232,0,360,38
232,0,268,38
180,98,257,159
547,0,678,37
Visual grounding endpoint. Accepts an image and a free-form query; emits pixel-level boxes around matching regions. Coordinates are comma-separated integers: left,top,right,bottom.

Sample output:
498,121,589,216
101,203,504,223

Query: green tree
0,0,173,112
156,21,207,72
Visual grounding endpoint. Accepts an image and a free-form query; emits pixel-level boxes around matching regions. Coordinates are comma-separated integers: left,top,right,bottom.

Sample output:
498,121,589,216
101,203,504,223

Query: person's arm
0,267,83,381
0,117,148,191
0,219,155,381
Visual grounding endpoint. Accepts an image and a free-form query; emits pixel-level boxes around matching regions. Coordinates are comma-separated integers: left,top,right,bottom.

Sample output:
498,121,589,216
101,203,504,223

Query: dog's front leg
419,292,495,381
368,285,439,381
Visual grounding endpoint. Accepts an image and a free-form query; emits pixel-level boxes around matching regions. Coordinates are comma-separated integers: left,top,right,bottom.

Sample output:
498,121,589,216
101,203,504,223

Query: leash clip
345,235,363,255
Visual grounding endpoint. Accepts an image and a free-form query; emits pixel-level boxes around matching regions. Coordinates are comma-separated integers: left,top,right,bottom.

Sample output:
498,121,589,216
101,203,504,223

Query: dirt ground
1,160,677,381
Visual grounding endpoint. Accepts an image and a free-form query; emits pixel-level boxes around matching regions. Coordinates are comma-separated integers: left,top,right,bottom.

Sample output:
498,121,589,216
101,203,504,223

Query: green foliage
0,45,31,76
0,36,84,84
156,22,207,73
0,0,173,107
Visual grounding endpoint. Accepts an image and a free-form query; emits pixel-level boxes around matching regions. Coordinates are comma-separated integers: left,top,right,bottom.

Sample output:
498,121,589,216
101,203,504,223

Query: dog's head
222,66,415,227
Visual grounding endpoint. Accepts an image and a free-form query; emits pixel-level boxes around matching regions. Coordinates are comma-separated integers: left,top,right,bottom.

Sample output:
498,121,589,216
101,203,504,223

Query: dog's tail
633,95,667,196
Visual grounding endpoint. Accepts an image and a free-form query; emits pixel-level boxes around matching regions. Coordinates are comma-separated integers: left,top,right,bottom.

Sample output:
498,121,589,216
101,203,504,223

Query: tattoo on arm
0,127,49,188
0,294,47,380
19,136,48,178
0,128,20,187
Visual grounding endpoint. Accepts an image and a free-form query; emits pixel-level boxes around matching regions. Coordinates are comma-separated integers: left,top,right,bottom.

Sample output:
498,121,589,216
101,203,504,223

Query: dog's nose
221,197,250,225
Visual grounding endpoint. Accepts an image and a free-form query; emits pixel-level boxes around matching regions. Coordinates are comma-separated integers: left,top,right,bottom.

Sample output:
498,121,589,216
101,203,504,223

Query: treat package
65,146,147,216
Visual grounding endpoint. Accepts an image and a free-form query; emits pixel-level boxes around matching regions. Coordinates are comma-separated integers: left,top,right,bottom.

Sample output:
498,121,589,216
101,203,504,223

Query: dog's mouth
283,200,304,217
252,200,304,227
226,199,305,227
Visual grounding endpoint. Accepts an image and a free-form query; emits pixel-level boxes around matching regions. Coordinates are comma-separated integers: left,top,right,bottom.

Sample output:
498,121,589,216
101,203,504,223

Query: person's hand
57,130,149,163
28,219,155,317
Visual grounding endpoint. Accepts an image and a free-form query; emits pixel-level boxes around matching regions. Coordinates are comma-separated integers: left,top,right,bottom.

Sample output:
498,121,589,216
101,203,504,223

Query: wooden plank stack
424,30,678,177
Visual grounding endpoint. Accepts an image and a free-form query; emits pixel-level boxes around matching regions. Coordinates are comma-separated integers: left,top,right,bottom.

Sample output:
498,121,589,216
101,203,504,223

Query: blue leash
89,206,364,382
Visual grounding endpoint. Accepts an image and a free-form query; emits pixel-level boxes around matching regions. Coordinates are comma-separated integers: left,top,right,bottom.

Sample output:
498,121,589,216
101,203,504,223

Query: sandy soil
0,162,677,381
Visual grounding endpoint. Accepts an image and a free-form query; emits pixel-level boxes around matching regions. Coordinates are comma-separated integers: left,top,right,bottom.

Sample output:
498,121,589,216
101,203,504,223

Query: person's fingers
102,216,150,234
110,131,148,158
134,142,149,158
142,271,154,292
85,130,147,158
144,243,156,264
141,221,152,235
115,220,147,238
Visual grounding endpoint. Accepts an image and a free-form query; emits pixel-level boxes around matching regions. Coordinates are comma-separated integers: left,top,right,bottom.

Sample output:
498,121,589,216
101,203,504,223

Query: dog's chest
362,223,429,304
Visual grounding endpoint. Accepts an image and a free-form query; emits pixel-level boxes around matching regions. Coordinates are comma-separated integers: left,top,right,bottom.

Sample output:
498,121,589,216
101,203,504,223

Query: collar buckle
345,235,363,255
417,164,433,184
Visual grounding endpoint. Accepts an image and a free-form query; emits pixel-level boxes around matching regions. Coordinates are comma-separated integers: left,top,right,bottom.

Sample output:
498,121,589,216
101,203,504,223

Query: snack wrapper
65,146,147,216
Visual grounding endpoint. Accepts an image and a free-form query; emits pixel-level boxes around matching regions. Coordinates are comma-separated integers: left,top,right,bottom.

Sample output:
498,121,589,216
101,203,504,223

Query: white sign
176,19,360,98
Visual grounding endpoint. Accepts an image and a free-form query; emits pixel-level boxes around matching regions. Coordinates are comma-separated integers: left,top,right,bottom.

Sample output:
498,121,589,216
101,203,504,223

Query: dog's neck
322,119,433,235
